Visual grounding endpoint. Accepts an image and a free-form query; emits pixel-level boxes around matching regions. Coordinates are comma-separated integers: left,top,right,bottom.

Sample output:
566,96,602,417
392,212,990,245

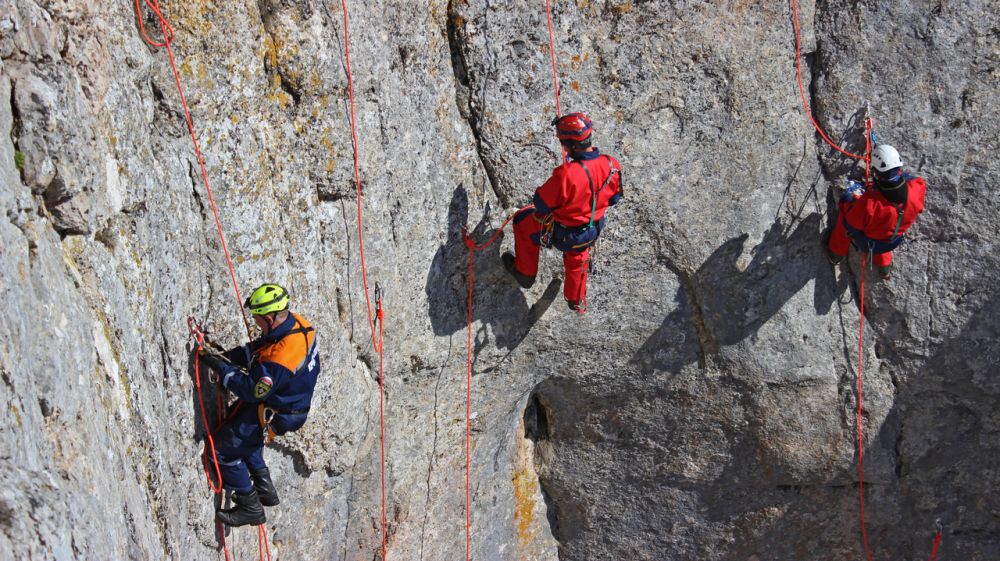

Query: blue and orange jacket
222,313,320,430
533,149,623,228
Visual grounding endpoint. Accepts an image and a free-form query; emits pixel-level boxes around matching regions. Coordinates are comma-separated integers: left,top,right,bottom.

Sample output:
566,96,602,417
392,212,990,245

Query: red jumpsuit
512,150,623,304
827,175,926,266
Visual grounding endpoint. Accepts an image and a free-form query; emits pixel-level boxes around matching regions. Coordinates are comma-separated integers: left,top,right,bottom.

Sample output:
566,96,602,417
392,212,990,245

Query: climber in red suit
502,112,623,312
826,144,926,280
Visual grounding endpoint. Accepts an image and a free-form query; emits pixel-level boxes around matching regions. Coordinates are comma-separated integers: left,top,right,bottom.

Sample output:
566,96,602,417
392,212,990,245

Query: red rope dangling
133,0,251,339
338,1,389,558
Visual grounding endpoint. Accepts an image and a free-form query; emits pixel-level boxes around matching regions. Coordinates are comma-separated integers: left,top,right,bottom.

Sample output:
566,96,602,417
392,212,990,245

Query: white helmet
871,144,903,173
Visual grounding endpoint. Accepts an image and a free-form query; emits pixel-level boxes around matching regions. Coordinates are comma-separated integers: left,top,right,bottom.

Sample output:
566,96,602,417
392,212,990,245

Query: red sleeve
533,166,570,213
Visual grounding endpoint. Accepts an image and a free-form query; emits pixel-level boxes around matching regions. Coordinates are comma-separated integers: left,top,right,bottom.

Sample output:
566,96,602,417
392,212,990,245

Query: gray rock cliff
0,0,997,559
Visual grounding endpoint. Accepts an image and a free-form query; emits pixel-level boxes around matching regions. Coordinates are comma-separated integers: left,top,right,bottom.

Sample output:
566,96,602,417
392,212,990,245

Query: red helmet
553,112,593,143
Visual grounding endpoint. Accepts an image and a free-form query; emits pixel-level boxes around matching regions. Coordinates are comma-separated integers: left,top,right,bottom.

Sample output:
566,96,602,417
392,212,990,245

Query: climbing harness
790,1,942,557
338,1,389,557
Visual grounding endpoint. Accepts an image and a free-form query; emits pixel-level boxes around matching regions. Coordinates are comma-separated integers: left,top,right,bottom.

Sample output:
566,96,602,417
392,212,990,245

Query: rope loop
134,0,174,48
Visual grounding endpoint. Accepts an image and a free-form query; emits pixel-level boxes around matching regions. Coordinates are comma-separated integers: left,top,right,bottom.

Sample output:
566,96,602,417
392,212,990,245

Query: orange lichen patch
11,404,21,430
609,1,633,15
513,467,536,548
571,80,580,91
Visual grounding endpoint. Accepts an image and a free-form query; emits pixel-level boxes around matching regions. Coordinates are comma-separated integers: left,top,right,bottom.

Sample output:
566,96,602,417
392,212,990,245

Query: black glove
199,352,232,372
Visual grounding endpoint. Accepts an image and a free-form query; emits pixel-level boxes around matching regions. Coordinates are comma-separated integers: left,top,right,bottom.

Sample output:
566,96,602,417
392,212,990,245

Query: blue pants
214,404,266,492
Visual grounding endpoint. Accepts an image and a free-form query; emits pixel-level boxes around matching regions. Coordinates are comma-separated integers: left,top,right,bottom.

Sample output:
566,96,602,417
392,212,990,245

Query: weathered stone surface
0,0,998,560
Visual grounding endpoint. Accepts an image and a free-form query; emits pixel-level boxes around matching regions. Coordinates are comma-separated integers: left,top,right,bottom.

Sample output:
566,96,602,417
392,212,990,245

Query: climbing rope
136,1,271,558
134,0,251,339
455,5,570,555
854,269,942,561
790,0,867,163
189,319,272,561
337,0,389,558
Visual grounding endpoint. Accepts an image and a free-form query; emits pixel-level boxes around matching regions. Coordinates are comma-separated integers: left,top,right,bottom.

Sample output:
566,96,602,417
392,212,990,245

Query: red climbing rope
455,5,571,556
338,1,389,558
137,0,271,558
789,2,942,557
134,0,250,339
855,263,873,561
856,270,941,561
927,529,942,561
855,259,941,561
790,0,867,162
257,525,271,561
189,321,232,561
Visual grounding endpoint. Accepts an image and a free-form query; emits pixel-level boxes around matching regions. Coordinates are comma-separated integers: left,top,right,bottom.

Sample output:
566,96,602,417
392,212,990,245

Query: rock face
0,0,997,560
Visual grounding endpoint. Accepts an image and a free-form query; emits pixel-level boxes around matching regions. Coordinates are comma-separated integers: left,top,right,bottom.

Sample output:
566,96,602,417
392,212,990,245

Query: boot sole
216,514,267,527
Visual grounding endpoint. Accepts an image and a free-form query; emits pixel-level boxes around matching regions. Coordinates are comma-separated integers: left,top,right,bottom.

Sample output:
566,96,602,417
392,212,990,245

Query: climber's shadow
426,185,547,352
633,213,848,369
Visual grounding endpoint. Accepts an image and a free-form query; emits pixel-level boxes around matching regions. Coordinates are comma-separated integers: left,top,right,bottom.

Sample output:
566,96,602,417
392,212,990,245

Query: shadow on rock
425,185,550,352
633,213,849,369
867,291,1000,559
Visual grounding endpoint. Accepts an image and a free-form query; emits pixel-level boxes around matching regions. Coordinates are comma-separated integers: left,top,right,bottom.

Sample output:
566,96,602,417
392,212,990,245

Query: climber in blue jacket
200,284,320,527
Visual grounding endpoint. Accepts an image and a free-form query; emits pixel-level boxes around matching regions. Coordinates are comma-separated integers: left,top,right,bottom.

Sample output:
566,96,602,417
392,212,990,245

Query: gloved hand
199,351,233,373
840,179,865,203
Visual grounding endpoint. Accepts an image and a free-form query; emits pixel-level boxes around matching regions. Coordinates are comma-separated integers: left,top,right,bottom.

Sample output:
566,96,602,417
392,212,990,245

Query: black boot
216,489,266,527
502,252,535,288
251,467,280,507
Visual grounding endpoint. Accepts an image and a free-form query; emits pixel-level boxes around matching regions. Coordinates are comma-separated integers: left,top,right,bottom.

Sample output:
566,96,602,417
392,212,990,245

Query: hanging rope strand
788,1,941,557
338,1,389,558
790,0,866,161
137,1,269,558
134,0,251,339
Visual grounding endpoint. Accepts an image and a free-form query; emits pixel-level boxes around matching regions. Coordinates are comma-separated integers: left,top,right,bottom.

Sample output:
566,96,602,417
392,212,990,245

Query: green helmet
244,284,289,316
